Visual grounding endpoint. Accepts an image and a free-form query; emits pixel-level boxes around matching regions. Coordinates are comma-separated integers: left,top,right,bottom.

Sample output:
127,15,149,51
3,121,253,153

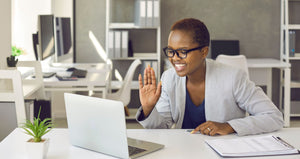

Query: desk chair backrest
0,70,26,127
216,54,249,77
112,59,142,106
17,61,45,99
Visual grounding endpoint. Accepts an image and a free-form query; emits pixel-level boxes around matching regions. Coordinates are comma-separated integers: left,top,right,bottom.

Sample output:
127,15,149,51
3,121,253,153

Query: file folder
121,31,129,58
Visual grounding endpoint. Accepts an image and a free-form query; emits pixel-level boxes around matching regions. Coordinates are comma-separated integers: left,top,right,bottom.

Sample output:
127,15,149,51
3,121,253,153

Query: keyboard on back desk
71,69,87,78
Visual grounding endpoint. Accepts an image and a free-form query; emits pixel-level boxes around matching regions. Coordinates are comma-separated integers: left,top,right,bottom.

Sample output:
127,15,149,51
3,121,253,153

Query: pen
275,136,295,149
186,129,201,134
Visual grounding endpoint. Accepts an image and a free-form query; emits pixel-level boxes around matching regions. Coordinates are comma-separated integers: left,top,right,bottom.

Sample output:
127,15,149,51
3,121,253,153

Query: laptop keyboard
128,145,146,156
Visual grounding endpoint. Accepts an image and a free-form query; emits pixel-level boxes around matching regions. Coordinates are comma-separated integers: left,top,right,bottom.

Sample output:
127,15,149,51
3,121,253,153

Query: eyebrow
167,46,189,50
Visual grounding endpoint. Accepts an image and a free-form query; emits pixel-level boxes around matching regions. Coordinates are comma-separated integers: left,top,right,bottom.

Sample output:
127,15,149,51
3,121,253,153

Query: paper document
206,135,299,157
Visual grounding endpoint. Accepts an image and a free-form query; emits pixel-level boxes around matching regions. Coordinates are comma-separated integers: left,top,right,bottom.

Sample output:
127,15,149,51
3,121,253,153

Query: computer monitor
36,14,55,61
210,40,240,59
55,17,72,61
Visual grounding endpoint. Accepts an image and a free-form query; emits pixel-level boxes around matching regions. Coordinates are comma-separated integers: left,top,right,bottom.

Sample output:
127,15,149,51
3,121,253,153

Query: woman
136,18,283,136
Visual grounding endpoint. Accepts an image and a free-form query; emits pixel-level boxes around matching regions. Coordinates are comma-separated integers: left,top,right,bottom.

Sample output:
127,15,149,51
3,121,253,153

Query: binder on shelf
152,0,159,27
108,31,115,59
121,31,129,58
135,0,146,27
289,30,296,57
146,0,153,27
114,31,121,58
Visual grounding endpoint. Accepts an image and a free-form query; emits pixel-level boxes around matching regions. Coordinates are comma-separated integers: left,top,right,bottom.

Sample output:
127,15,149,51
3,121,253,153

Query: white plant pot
26,138,49,159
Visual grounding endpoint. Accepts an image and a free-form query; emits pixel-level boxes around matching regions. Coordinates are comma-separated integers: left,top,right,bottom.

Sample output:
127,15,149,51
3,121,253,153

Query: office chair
0,70,26,140
93,59,142,116
216,54,249,77
216,54,250,116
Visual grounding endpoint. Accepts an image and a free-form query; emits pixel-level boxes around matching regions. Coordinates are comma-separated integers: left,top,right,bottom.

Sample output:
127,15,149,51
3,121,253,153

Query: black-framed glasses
163,45,207,59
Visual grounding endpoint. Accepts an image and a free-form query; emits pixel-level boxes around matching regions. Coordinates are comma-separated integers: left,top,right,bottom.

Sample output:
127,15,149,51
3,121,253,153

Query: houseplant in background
22,107,53,159
7,46,23,67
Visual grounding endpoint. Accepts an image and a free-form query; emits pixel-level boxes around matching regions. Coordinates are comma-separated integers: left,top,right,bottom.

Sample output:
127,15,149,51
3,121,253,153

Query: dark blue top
182,88,206,129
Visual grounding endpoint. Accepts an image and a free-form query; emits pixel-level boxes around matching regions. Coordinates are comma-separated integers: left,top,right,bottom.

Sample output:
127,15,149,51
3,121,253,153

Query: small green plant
22,107,53,142
11,46,23,57
7,46,24,67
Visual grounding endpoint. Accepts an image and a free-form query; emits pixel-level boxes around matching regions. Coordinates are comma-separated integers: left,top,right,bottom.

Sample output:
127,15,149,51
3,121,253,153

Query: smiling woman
135,18,284,137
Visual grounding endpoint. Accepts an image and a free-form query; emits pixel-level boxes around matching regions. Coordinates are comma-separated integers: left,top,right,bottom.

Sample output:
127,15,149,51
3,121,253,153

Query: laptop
64,93,164,159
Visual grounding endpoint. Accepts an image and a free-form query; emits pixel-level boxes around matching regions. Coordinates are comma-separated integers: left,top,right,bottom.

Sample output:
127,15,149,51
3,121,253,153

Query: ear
202,46,209,58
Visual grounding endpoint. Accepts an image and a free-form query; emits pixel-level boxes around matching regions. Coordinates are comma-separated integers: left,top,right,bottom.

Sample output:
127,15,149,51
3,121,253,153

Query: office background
74,0,289,108
1,0,299,114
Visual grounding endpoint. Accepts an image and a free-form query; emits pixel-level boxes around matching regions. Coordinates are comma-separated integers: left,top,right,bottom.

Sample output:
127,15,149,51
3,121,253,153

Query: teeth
175,64,185,67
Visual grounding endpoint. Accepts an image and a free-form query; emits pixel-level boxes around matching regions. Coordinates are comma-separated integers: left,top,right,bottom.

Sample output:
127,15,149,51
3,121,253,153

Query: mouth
174,63,186,72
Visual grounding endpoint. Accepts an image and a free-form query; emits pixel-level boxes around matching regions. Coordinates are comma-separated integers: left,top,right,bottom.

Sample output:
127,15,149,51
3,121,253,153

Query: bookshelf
105,0,161,115
281,0,300,117
105,0,161,79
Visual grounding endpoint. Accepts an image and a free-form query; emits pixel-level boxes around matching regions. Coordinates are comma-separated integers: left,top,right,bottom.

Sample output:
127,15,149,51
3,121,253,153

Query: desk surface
43,63,111,90
1,128,299,159
247,58,290,68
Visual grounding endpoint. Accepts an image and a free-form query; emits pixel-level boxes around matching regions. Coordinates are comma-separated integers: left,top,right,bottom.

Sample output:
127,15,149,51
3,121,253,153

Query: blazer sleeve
227,70,284,136
136,71,175,129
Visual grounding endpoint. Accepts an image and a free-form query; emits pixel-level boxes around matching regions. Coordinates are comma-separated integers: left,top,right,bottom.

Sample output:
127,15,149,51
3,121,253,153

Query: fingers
143,67,147,85
155,81,162,97
138,74,143,89
151,67,156,86
191,121,218,136
147,65,151,85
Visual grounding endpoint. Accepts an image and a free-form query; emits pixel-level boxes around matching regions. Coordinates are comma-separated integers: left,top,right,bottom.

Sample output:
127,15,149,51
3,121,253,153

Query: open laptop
64,93,164,159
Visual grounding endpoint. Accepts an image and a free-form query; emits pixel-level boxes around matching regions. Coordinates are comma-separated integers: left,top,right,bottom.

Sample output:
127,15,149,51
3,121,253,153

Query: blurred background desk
247,58,291,127
42,63,111,119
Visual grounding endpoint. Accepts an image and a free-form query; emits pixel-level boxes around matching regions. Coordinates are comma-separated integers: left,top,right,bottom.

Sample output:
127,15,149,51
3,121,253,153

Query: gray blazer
136,59,284,136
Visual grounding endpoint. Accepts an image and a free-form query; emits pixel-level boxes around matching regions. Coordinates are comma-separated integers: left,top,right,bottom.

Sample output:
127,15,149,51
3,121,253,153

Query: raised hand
139,65,162,117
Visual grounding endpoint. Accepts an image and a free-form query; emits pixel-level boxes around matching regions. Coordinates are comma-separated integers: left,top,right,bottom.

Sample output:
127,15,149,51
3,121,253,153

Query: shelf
290,101,300,117
288,25,300,30
110,53,158,60
111,57,158,60
283,53,300,60
289,53,300,60
291,80,300,88
109,23,159,29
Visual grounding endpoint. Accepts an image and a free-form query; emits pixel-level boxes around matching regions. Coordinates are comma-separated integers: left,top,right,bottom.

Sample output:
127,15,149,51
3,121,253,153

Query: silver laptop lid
64,93,129,158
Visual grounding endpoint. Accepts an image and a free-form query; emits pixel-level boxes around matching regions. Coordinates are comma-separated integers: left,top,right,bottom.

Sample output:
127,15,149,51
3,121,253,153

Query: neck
187,61,206,84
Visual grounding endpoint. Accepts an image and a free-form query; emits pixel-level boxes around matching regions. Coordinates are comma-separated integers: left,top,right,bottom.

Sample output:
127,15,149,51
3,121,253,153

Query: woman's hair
171,18,210,46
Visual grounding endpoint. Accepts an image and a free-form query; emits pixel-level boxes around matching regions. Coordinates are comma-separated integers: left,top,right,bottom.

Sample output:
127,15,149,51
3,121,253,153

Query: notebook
64,93,164,159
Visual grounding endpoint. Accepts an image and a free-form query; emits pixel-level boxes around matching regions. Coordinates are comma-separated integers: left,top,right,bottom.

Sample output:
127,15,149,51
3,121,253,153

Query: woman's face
167,30,207,77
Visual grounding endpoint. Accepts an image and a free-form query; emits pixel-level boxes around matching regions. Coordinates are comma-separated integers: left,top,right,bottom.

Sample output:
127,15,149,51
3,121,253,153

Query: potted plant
7,46,23,67
22,107,54,159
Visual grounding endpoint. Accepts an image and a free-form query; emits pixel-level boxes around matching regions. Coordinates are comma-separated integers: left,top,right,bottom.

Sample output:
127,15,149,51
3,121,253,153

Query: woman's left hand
191,121,235,136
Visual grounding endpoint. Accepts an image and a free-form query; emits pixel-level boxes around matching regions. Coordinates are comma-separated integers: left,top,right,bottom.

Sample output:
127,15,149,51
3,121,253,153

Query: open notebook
206,135,299,157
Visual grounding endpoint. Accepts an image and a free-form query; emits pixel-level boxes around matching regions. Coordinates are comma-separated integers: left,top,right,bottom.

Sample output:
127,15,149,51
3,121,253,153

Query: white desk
1,128,299,159
247,58,291,127
41,63,111,118
43,63,111,97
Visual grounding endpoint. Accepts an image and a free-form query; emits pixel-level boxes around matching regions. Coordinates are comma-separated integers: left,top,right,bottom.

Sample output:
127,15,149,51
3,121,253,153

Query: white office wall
52,0,73,17
0,0,11,69
12,0,52,61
